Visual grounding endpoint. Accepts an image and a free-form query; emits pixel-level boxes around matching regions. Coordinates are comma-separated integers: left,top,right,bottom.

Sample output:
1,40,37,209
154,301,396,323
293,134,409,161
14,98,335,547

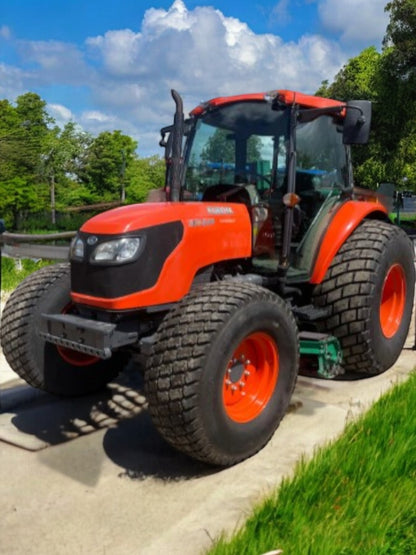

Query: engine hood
72,201,253,310
81,202,247,235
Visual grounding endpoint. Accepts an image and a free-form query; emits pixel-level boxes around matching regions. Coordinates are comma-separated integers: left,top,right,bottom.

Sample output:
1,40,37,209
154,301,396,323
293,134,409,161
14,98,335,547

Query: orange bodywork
71,202,252,310
190,89,346,117
310,200,388,284
276,90,346,112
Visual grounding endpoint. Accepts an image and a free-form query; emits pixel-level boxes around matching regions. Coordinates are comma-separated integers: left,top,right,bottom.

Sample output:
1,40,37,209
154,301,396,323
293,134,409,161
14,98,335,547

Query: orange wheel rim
380,264,406,338
223,332,279,423
56,303,100,367
57,346,100,367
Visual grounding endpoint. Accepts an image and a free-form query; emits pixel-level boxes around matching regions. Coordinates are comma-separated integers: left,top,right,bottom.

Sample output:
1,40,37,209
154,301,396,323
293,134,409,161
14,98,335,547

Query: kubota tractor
1,89,414,466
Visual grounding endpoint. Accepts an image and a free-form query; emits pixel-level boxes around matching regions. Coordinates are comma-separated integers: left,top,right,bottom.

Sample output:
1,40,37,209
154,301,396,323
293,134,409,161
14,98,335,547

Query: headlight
91,237,142,264
69,236,85,260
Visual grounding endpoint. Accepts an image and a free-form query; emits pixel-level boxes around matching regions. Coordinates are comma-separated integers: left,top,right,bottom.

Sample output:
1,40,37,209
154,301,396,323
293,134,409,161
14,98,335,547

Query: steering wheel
235,170,272,187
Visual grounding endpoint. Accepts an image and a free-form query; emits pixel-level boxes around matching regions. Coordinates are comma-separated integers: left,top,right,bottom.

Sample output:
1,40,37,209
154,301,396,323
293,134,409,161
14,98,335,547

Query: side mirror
343,100,372,145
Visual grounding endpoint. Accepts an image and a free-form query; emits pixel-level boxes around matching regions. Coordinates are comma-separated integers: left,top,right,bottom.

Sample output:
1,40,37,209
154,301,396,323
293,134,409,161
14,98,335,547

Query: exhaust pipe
169,89,184,202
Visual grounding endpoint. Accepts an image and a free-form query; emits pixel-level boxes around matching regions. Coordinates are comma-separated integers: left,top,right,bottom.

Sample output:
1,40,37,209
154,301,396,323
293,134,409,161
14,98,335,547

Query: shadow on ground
1,364,214,482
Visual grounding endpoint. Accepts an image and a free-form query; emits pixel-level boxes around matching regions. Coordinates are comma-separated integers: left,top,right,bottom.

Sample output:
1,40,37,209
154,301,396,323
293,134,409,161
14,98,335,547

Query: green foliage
0,177,48,229
208,372,416,555
1,256,53,291
126,155,165,203
384,0,416,78
316,47,381,101
79,130,137,199
201,129,261,165
0,89,168,230
316,2,416,192
201,129,235,163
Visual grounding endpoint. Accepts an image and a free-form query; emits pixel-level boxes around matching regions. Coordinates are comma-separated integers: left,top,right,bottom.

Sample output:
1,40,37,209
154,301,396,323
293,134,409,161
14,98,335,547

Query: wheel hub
227,357,248,383
223,332,279,423
380,263,406,338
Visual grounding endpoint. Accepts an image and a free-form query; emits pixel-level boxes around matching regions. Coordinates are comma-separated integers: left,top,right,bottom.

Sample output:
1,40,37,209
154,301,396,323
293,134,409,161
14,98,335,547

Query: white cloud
0,62,27,99
318,0,388,45
271,0,292,26
88,2,345,98
2,1,379,155
0,25,12,40
82,110,112,123
78,1,349,153
48,103,73,122
17,39,93,85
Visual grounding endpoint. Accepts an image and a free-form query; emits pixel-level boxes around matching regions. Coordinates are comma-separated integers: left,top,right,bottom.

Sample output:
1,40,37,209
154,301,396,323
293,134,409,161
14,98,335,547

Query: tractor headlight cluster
70,235,143,265
91,237,142,264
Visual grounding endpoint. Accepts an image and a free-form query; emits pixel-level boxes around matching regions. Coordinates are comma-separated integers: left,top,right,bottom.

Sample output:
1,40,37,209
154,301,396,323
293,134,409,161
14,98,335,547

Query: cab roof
190,89,346,117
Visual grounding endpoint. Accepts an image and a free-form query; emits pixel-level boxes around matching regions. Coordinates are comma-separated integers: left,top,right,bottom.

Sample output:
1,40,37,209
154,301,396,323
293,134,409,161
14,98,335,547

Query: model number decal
206,206,234,215
188,218,215,227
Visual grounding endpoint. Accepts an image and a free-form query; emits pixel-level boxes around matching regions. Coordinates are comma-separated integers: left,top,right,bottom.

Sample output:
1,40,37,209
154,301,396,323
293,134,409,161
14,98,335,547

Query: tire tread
314,220,414,374
1,264,70,388
145,281,298,466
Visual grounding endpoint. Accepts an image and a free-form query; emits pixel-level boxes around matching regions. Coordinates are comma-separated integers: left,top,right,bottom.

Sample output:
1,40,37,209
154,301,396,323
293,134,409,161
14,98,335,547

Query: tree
0,176,45,229
126,155,165,203
0,93,54,227
384,0,416,78
201,128,262,164
315,34,416,191
40,122,92,222
316,47,381,101
80,130,137,200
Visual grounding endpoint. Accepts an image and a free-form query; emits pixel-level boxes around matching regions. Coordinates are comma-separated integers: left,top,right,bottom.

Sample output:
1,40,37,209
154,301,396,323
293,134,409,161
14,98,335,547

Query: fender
71,202,252,310
310,200,388,284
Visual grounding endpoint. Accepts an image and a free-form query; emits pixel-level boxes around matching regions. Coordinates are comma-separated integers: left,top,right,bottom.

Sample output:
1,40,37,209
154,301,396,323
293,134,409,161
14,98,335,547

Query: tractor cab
161,90,370,279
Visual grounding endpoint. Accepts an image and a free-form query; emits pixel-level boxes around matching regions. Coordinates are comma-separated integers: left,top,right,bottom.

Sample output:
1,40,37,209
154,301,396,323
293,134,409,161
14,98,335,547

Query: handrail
1,230,76,243
0,230,76,265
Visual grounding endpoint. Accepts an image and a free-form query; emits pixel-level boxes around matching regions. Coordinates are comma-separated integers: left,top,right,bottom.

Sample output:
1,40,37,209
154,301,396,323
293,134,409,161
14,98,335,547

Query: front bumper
39,313,139,359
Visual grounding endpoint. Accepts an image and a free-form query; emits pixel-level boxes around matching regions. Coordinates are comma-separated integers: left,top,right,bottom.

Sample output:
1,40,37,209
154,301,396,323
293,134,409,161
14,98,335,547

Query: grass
1,256,53,292
390,212,416,232
208,371,416,555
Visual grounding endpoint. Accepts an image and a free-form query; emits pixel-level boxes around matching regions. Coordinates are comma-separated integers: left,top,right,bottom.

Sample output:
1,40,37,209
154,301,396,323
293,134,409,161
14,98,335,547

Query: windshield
183,101,289,202
295,115,349,192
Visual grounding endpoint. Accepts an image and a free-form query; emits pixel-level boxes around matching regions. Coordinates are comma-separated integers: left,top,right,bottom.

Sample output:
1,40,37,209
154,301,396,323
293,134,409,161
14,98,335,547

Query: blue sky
0,0,389,155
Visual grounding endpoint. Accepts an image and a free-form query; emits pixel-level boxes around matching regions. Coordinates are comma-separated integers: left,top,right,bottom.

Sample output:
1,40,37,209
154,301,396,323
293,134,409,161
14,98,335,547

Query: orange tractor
1,89,414,466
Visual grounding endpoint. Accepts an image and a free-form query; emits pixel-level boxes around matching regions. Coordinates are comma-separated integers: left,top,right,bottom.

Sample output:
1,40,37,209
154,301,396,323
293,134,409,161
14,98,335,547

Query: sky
0,0,390,156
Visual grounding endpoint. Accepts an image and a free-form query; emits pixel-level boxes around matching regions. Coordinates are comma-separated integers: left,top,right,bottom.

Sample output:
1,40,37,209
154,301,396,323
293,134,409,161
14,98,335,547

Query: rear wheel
145,281,299,466
1,264,126,396
313,220,415,374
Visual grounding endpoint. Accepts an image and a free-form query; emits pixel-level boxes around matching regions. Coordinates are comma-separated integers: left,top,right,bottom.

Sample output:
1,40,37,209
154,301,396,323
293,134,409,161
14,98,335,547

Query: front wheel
145,282,299,466
1,264,127,396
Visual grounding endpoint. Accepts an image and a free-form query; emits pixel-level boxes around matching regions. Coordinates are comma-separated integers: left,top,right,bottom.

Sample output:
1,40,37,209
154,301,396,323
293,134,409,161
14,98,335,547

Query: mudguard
310,200,388,284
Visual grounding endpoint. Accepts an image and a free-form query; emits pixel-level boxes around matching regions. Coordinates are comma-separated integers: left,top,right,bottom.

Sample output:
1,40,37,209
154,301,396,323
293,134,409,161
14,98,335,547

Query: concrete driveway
0,300,415,555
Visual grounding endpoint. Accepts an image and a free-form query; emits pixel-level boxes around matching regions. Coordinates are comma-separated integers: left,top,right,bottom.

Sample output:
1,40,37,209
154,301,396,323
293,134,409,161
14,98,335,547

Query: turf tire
144,281,299,466
313,220,415,374
1,263,126,395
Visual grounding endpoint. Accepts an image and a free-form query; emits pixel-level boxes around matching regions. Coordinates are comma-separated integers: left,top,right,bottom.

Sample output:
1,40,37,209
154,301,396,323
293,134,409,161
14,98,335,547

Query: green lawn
208,371,416,555
1,256,52,292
